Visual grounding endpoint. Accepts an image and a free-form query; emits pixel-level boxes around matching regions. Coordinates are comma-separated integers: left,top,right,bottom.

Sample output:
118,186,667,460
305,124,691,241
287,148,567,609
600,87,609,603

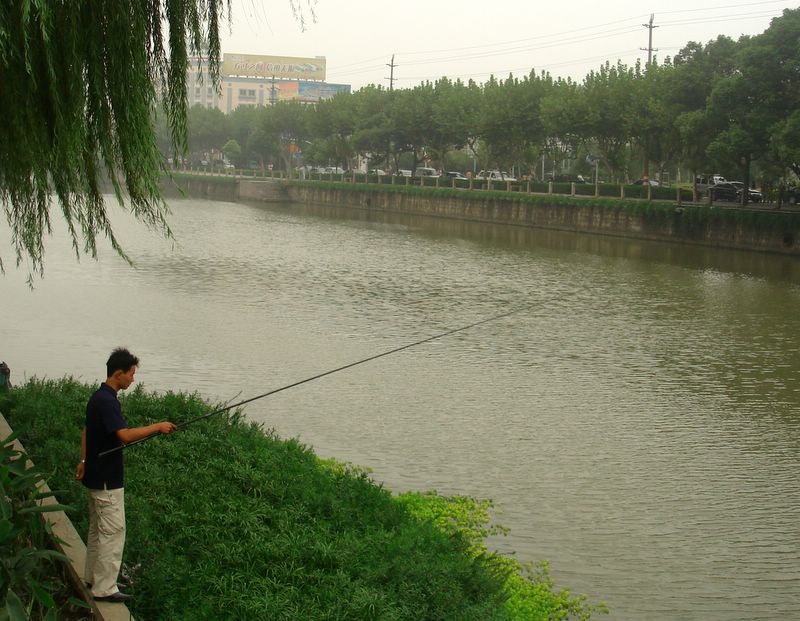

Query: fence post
548,181,553,195
570,182,576,196
676,186,682,206
620,184,625,199
527,180,531,194
469,178,473,191
647,184,652,201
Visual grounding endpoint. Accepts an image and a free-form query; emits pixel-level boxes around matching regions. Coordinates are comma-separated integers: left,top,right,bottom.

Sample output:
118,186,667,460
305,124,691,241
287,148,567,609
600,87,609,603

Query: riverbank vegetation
0,379,605,620
177,9,800,202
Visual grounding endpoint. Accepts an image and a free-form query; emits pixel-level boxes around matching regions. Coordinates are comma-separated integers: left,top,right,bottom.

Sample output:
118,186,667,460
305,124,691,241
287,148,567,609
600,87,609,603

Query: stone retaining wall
285,184,800,255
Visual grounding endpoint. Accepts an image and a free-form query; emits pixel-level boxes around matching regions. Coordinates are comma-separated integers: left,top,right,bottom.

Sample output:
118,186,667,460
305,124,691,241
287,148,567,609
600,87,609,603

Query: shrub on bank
0,378,605,620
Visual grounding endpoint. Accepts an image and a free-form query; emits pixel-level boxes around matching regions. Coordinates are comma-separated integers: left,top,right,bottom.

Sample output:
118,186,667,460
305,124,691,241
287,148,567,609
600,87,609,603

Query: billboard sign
297,82,351,102
222,53,326,81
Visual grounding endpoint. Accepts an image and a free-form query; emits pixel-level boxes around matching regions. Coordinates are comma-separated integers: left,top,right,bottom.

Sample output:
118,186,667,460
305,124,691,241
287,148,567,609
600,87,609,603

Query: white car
414,167,440,178
477,170,517,182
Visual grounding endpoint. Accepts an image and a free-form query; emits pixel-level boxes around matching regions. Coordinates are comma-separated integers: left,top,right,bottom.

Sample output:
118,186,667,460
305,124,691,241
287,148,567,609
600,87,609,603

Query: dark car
729,181,762,203
708,182,740,201
786,187,800,205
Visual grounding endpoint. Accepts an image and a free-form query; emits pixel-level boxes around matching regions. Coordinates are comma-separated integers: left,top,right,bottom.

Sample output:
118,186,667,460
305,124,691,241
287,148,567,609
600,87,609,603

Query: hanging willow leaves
0,0,229,276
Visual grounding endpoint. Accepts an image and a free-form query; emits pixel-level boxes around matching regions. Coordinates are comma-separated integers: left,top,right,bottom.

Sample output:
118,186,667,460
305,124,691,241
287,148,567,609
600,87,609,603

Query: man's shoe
95,591,133,603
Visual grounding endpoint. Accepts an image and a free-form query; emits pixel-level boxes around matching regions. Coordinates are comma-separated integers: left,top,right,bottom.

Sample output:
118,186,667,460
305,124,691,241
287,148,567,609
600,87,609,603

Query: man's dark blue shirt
83,383,127,490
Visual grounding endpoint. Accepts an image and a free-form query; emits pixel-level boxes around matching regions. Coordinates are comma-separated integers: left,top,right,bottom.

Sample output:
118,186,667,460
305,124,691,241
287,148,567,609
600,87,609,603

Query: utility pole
641,14,658,66
640,14,658,184
386,54,397,91
269,75,277,106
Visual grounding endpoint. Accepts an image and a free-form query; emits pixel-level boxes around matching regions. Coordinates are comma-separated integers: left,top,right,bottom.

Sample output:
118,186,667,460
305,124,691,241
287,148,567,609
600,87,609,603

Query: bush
0,428,90,619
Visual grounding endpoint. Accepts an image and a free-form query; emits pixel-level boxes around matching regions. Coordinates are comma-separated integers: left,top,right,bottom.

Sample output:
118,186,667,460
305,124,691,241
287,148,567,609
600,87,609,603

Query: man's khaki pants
85,487,126,598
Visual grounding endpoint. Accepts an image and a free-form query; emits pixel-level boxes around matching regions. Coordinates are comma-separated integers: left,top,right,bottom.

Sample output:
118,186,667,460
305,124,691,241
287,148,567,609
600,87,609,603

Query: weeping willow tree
0,0,316,278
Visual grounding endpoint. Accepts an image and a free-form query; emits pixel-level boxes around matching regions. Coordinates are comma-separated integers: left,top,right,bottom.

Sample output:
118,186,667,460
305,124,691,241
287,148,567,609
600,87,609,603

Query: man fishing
75,348,176,603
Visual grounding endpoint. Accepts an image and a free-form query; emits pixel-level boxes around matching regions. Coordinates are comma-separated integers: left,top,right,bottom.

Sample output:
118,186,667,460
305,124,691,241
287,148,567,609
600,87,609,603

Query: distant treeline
165,8,800,193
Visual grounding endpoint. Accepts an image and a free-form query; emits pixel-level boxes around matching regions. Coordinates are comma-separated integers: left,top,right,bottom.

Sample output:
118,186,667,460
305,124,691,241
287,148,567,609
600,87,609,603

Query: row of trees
172,9,800,195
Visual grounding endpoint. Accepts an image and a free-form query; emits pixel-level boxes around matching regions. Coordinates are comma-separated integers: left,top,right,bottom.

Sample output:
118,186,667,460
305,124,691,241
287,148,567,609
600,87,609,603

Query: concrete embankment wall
285,183,800,255
160,175,289,203
157,175,800,255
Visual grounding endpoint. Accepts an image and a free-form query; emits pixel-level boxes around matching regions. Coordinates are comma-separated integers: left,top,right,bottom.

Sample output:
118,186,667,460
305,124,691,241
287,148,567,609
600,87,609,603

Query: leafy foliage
0,0,232,277
0,430,87,620
2,378,604,620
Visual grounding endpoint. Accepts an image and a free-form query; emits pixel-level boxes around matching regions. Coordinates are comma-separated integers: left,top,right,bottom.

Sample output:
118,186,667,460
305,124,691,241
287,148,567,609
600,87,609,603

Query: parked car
398,169,413,177
708,182,740,202
785,187,800,205
414,167,439,178
695,174,727,186
477,170,517,181
368,168,387,176
729,181,762,203
324,166,345,174
445,171,468,179
695,174,726,194
633,178,659,186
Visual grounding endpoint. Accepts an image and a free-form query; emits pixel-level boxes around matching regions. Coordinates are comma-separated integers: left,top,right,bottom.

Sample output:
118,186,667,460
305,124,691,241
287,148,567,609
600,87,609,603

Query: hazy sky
220,0,795,89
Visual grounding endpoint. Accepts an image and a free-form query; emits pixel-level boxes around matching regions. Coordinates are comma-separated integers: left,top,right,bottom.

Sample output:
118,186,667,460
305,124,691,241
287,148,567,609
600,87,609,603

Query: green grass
0,379,605,620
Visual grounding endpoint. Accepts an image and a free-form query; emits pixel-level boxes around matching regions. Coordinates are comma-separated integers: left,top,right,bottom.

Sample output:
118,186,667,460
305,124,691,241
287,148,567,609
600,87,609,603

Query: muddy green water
2,197,799,620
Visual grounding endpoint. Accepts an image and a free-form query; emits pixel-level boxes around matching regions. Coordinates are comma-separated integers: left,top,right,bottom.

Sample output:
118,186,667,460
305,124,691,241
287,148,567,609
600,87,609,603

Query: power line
325,5,784,86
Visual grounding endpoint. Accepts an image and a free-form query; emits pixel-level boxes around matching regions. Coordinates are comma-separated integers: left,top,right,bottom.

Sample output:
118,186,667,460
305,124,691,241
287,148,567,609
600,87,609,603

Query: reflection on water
2,197,799,620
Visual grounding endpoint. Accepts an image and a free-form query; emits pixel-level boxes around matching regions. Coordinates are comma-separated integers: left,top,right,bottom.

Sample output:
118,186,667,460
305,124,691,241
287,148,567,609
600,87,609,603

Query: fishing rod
98,302,540,457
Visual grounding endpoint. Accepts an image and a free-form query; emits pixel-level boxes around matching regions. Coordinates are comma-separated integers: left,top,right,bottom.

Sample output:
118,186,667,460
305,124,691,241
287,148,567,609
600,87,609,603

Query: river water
2,197,799,620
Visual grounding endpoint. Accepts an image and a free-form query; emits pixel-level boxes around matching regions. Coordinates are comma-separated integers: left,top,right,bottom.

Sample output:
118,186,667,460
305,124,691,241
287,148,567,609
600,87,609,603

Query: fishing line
98,301,544,457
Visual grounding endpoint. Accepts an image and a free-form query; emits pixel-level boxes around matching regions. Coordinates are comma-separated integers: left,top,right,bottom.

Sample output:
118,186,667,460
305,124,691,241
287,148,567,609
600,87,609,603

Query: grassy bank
0,379,605,620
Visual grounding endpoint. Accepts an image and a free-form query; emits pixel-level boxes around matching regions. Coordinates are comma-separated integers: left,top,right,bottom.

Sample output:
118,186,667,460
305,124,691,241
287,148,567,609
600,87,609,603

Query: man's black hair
106,348,139,378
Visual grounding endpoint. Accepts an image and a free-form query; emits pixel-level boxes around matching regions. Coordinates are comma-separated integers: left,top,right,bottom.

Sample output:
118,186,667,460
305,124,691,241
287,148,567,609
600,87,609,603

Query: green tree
541,77,588,180
310,92,357,169
222,139,242,165
262,102,310,174
188,105,230,156
387,85,436,174
349,86,393,170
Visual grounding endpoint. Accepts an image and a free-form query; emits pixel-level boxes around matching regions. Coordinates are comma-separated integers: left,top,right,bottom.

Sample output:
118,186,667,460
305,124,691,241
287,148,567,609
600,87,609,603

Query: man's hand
158,422,178,434
75,462,84,480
